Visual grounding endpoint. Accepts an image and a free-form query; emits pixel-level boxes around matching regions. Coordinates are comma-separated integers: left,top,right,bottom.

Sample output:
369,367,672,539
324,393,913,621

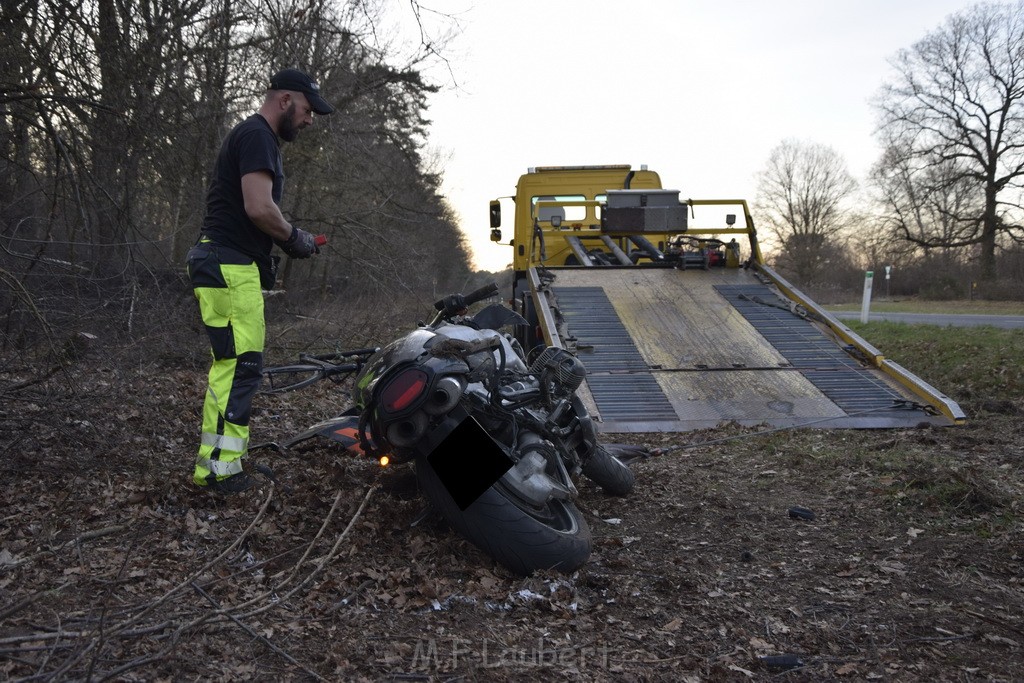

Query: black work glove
277,226,318,259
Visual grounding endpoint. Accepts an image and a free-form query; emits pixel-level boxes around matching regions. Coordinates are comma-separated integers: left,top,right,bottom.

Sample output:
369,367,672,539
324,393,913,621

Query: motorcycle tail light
380,368,430,413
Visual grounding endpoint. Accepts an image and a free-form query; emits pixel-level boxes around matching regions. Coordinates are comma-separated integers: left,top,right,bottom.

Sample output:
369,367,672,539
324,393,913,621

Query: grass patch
845,322,1024,410
826,299,1024,315
888,454,1007,514
767,431,1014,522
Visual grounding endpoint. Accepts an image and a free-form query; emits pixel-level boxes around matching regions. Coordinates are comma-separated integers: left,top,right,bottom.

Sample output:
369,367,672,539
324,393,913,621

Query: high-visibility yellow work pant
186,242,265,486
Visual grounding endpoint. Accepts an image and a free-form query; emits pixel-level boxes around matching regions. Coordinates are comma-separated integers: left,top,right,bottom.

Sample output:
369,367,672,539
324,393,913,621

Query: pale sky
415,1,985,272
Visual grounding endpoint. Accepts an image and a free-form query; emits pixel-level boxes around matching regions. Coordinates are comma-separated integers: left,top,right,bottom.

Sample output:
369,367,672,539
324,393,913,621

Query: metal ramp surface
541,268,951,433
555,287,677,422
715,284,908,415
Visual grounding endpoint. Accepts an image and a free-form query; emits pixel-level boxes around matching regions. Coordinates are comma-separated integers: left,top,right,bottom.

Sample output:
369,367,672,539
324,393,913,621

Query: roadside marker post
860,271,874,324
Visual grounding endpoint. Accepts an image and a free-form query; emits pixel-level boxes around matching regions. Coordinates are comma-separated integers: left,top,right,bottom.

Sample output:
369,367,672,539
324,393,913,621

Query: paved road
830,311,1024,329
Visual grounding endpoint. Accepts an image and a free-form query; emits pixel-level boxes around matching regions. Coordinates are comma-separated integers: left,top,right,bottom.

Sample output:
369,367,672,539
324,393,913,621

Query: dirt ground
1,339,1022,681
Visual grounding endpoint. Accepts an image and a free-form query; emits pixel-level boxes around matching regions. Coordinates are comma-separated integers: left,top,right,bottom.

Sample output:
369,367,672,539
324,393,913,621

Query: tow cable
738,292,809,319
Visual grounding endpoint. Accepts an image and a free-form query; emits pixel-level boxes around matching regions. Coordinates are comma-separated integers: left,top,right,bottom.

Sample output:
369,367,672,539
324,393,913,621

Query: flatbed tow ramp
490,165,965,434
529,264,964,432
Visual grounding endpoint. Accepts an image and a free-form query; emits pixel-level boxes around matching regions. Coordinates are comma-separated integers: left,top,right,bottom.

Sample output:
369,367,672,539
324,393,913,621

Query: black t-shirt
201,114,284,261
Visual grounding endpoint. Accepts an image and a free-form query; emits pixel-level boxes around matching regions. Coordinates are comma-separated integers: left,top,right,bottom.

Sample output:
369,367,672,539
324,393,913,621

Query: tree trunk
90,0,129,261
980,184,998,281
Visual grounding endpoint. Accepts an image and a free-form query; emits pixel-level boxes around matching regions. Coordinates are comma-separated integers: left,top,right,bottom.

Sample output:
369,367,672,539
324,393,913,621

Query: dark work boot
205,471,256,495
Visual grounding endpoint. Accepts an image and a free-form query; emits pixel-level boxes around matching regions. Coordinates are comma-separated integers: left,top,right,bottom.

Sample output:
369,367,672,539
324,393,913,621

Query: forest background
2,4,1024,678
3,0,1024,357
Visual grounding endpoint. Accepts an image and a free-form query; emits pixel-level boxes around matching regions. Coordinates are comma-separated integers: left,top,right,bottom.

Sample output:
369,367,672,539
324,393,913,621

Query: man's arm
241,170,292,241
241,170,317,258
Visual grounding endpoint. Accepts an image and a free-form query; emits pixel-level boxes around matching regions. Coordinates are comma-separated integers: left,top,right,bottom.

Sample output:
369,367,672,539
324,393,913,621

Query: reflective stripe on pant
188,246,265,485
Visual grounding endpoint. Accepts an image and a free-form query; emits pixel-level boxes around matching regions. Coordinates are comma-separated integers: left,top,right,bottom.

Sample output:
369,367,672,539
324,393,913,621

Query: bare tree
874,1,1024,281
754,139,858,286
869,142,983,269
1,0,474,349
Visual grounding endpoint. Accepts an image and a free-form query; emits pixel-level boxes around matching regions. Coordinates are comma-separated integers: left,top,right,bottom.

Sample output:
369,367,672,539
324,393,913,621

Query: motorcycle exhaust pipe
422,375,465,416
385,410,429,448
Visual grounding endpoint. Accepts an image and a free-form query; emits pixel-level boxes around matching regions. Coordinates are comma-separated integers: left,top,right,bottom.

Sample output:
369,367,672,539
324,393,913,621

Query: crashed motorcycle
264,283,638,575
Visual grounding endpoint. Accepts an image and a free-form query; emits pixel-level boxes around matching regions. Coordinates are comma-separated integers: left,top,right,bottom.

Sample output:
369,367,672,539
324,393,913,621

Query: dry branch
0,583,70,621
191,582,325,681
31,487,276,680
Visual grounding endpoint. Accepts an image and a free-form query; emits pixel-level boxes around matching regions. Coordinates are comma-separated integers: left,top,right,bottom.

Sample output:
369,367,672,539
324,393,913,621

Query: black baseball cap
269,68,334,115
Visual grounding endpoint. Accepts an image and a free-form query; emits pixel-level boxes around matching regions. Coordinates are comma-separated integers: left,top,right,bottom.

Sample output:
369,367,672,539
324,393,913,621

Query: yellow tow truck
488,164,965,433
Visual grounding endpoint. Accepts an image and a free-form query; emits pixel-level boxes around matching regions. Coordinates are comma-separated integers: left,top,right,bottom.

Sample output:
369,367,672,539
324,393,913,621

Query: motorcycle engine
529,346,586,395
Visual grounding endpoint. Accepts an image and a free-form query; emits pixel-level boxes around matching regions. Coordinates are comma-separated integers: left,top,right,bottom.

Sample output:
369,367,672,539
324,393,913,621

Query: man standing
186,68,334,494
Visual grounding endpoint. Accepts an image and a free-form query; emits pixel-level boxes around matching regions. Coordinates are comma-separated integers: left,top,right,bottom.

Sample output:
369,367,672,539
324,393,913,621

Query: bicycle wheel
261,364,325,394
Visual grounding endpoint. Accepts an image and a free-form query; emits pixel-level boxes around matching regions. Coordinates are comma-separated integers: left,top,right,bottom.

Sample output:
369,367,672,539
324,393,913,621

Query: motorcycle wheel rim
492,481,581,535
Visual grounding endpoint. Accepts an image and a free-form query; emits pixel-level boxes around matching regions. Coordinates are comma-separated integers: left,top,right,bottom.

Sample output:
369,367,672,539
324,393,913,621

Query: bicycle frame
261,348,378,394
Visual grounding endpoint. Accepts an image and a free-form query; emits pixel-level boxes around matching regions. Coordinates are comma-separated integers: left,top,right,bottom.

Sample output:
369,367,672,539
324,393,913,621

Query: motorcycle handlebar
433,282,499,313
463,282,499,307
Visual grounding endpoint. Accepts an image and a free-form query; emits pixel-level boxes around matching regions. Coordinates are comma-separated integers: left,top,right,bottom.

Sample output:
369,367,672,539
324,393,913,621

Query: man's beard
279,103,299,142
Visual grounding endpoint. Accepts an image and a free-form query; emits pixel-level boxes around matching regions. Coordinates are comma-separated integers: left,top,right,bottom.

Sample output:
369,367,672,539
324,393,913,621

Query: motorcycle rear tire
416,456,592,576
581,444,636,496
